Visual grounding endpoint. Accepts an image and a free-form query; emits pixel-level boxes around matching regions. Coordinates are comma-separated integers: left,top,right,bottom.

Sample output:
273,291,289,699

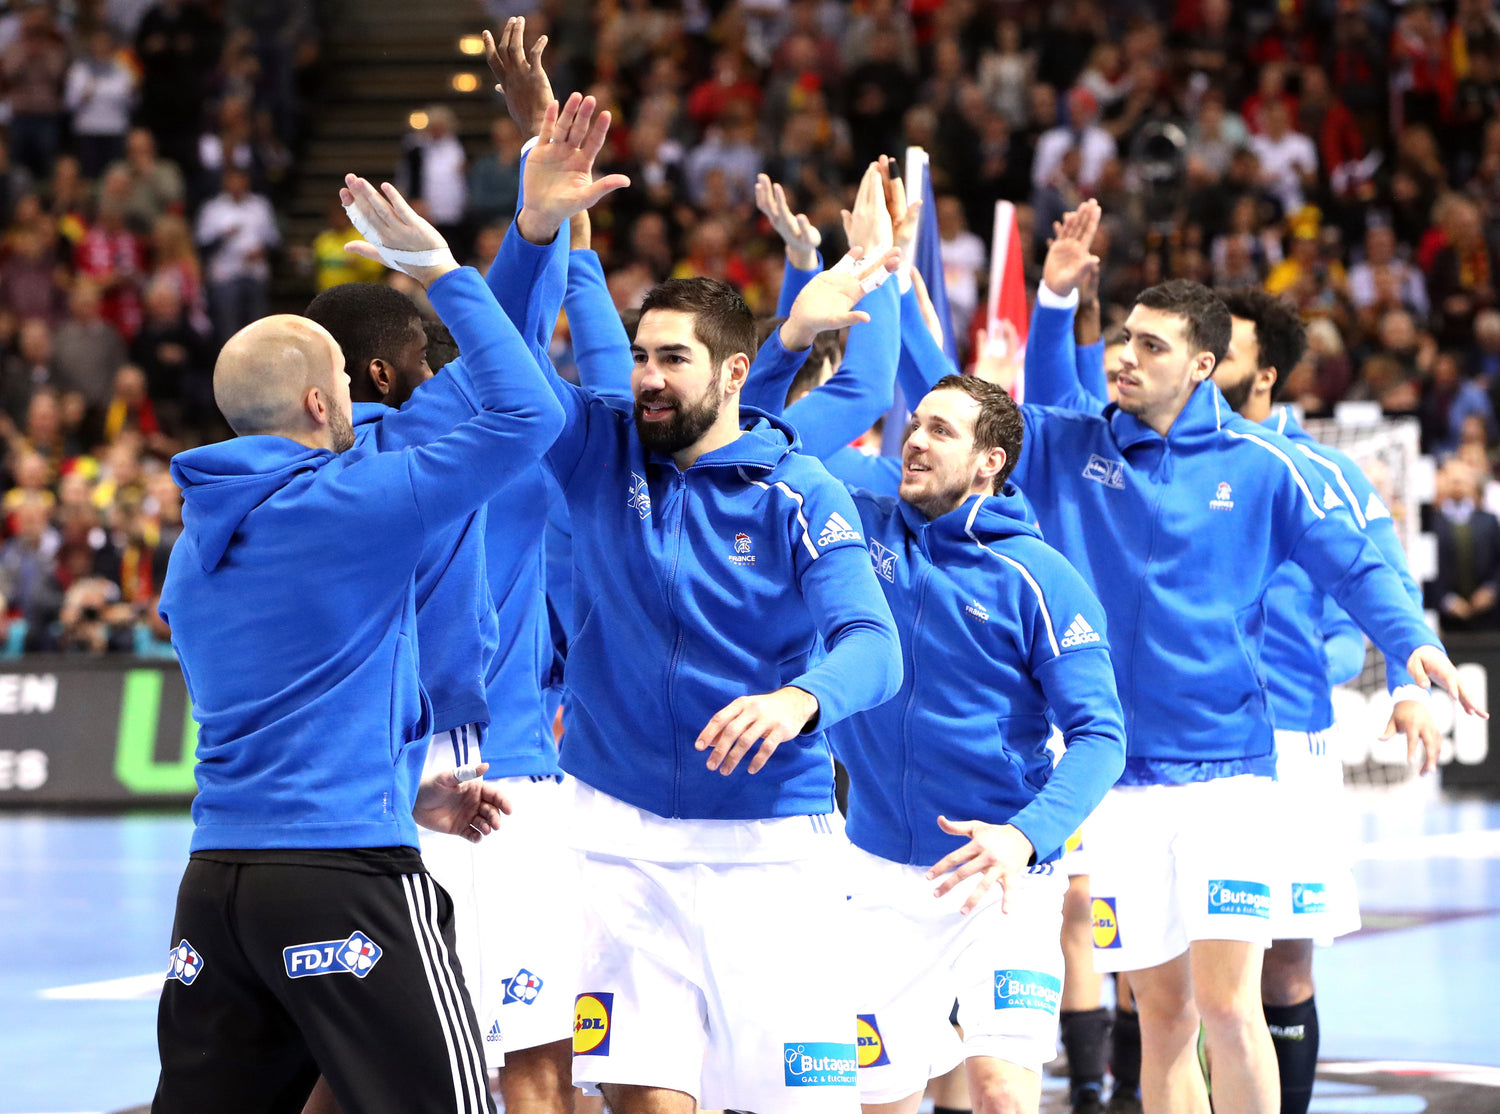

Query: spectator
466,117,523,229
0,500,59,622
686,107,761,208
148,213,210,333
1430,196,1498,347
197,94,255,199
399,105,466,249
1432,459,1500,632
1249,100,1318,215
74,199,146,340
105,127,186,233
0,5,68,178
1348,222,1430,320
0,136,34,226
937,193,986,344
130,278,211,432
0,318,59,426
1188,89,1249,180
1242,59,1298,136
0,226,65,323
64,27,136,178
52,278,127,409
306,199,386,292
194,166,278,342
1031,86,1116,194
134,0,222,176
101,364,161,446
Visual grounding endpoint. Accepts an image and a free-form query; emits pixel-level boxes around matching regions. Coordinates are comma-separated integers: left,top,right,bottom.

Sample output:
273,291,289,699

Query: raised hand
841,161,894,257
1042,199,1102,298
877,154,922,262
516,93,632,245
780,247,901,350
483,16,553,139
340,174,457,288
755,173,821,271
970,322,1024,391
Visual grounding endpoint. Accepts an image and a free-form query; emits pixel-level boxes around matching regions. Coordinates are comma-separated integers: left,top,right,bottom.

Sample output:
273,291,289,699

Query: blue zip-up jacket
537,332,902,817
160,268,565,850
834,488,1126,866
1022,330,1425,733
1002,383,1440,775
348,363,499,736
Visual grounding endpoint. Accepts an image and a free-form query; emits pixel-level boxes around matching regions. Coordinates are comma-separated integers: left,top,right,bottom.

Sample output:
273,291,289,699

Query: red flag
985,200,1030,399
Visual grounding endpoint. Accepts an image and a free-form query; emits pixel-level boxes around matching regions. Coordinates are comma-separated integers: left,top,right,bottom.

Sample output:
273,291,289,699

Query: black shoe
1106,1090,1143,1114
1072,1092,1105,1114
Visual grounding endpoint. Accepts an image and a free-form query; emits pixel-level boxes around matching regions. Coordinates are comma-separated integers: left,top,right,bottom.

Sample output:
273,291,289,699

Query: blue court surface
2,792,1498,1114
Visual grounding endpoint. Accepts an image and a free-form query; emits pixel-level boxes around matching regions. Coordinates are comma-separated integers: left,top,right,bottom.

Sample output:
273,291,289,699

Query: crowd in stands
5,0,1500,650
0,0,315,652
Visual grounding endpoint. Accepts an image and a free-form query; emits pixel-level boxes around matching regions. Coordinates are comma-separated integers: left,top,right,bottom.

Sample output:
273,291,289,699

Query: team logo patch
1322,483,1343,510
1061,614,1101,647
1092,897,1121,948
730,531,756,566
1365,492,1392,521
574,992,613,1055
626,473,651,519
817,512,862,547
502,968,544,1005
283,931,383,979
1207,879,1272,918
486,1020,504,1044
856,1015,890,1068
1291,882,1327,915
869,539,900,582
993,969,1062,1013
783,1043,858,1087
964,599,989,623
166,939,204,986
1082,454,1126,489
1209,481,1235,511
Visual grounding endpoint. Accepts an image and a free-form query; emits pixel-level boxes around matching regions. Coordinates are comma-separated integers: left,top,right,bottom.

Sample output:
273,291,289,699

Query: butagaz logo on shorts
1207,880,1271,918
1209,481,1235,511
817,512,861,547
626,473,651,519
869,539,899,582
993,969,1063,1013
166,939,204,986
282,931,383,979
1082,454,1126,489
783,1043,858,1087
502,968,544,1005
730,531,755,566
1061,614,1100,647
1291,882,1327,914
965,599,990,623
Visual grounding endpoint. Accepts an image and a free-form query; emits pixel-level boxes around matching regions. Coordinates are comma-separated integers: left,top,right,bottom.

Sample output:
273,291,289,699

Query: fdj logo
783,1043,857,1087
166,939,203,985
993,970,1062,1014
1291,882,1327,915
573,992,613,1056
1091,897,1121,948
856,1014,890,1068
502,968,544,1005
282,931,382,979
1207,879,1271,918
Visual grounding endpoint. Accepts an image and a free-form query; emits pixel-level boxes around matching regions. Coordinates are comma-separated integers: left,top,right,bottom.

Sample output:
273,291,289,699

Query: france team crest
166,939,203,986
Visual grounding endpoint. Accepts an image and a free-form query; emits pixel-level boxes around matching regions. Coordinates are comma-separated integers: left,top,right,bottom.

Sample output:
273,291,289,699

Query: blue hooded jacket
161,268,564,851
834,487,1125,866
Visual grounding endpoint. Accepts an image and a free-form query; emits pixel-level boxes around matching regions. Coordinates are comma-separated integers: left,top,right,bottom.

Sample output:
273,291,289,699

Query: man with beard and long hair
495,194,904,1108
151,172,564,1114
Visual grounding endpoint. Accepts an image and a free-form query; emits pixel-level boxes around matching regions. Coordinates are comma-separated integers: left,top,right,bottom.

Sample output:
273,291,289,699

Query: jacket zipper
899,528,931,863
663,470,688,816
1126,444,1169,751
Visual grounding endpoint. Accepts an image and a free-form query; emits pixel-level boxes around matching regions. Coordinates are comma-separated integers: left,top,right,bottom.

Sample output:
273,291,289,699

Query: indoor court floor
2,788,1498,1114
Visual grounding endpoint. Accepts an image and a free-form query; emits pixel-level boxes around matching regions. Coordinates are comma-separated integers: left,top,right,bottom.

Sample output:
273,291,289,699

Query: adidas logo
486,1020,503,1043
1322,483,1342,510
817,511,861,547
1060,614,1101,648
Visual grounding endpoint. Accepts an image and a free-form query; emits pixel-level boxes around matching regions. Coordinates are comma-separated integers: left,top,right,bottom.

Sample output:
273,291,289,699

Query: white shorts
1059,826,1090,877
569,814,858,1112
1268,730,1361,944
419,738,582,1070
844,844,1067,1104
1086,776,1277,973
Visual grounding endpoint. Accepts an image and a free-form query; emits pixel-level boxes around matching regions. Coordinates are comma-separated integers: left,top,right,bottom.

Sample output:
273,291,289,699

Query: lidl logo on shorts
783,1043,858,1087
856,1015,890,1068
993,970,1062,1014
502,968,544,1005
1092,897,1121,949
166,939,203,985
282,931,382,979
573,993,613,1056
1291,882,1327,915
1207,880,1271,918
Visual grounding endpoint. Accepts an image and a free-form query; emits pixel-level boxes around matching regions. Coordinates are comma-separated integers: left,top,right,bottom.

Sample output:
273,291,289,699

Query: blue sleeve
357,362,482,451
1076,340,1107,404
787,538,902,733
392,267,565,529
741,327,811,416
1006,565,1126,862
565,248,633,402
1320,596,1367,686
776,252,823,318
784,280,898,460
897,284,959,407
484,190,569,366
1024,300,1104,414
